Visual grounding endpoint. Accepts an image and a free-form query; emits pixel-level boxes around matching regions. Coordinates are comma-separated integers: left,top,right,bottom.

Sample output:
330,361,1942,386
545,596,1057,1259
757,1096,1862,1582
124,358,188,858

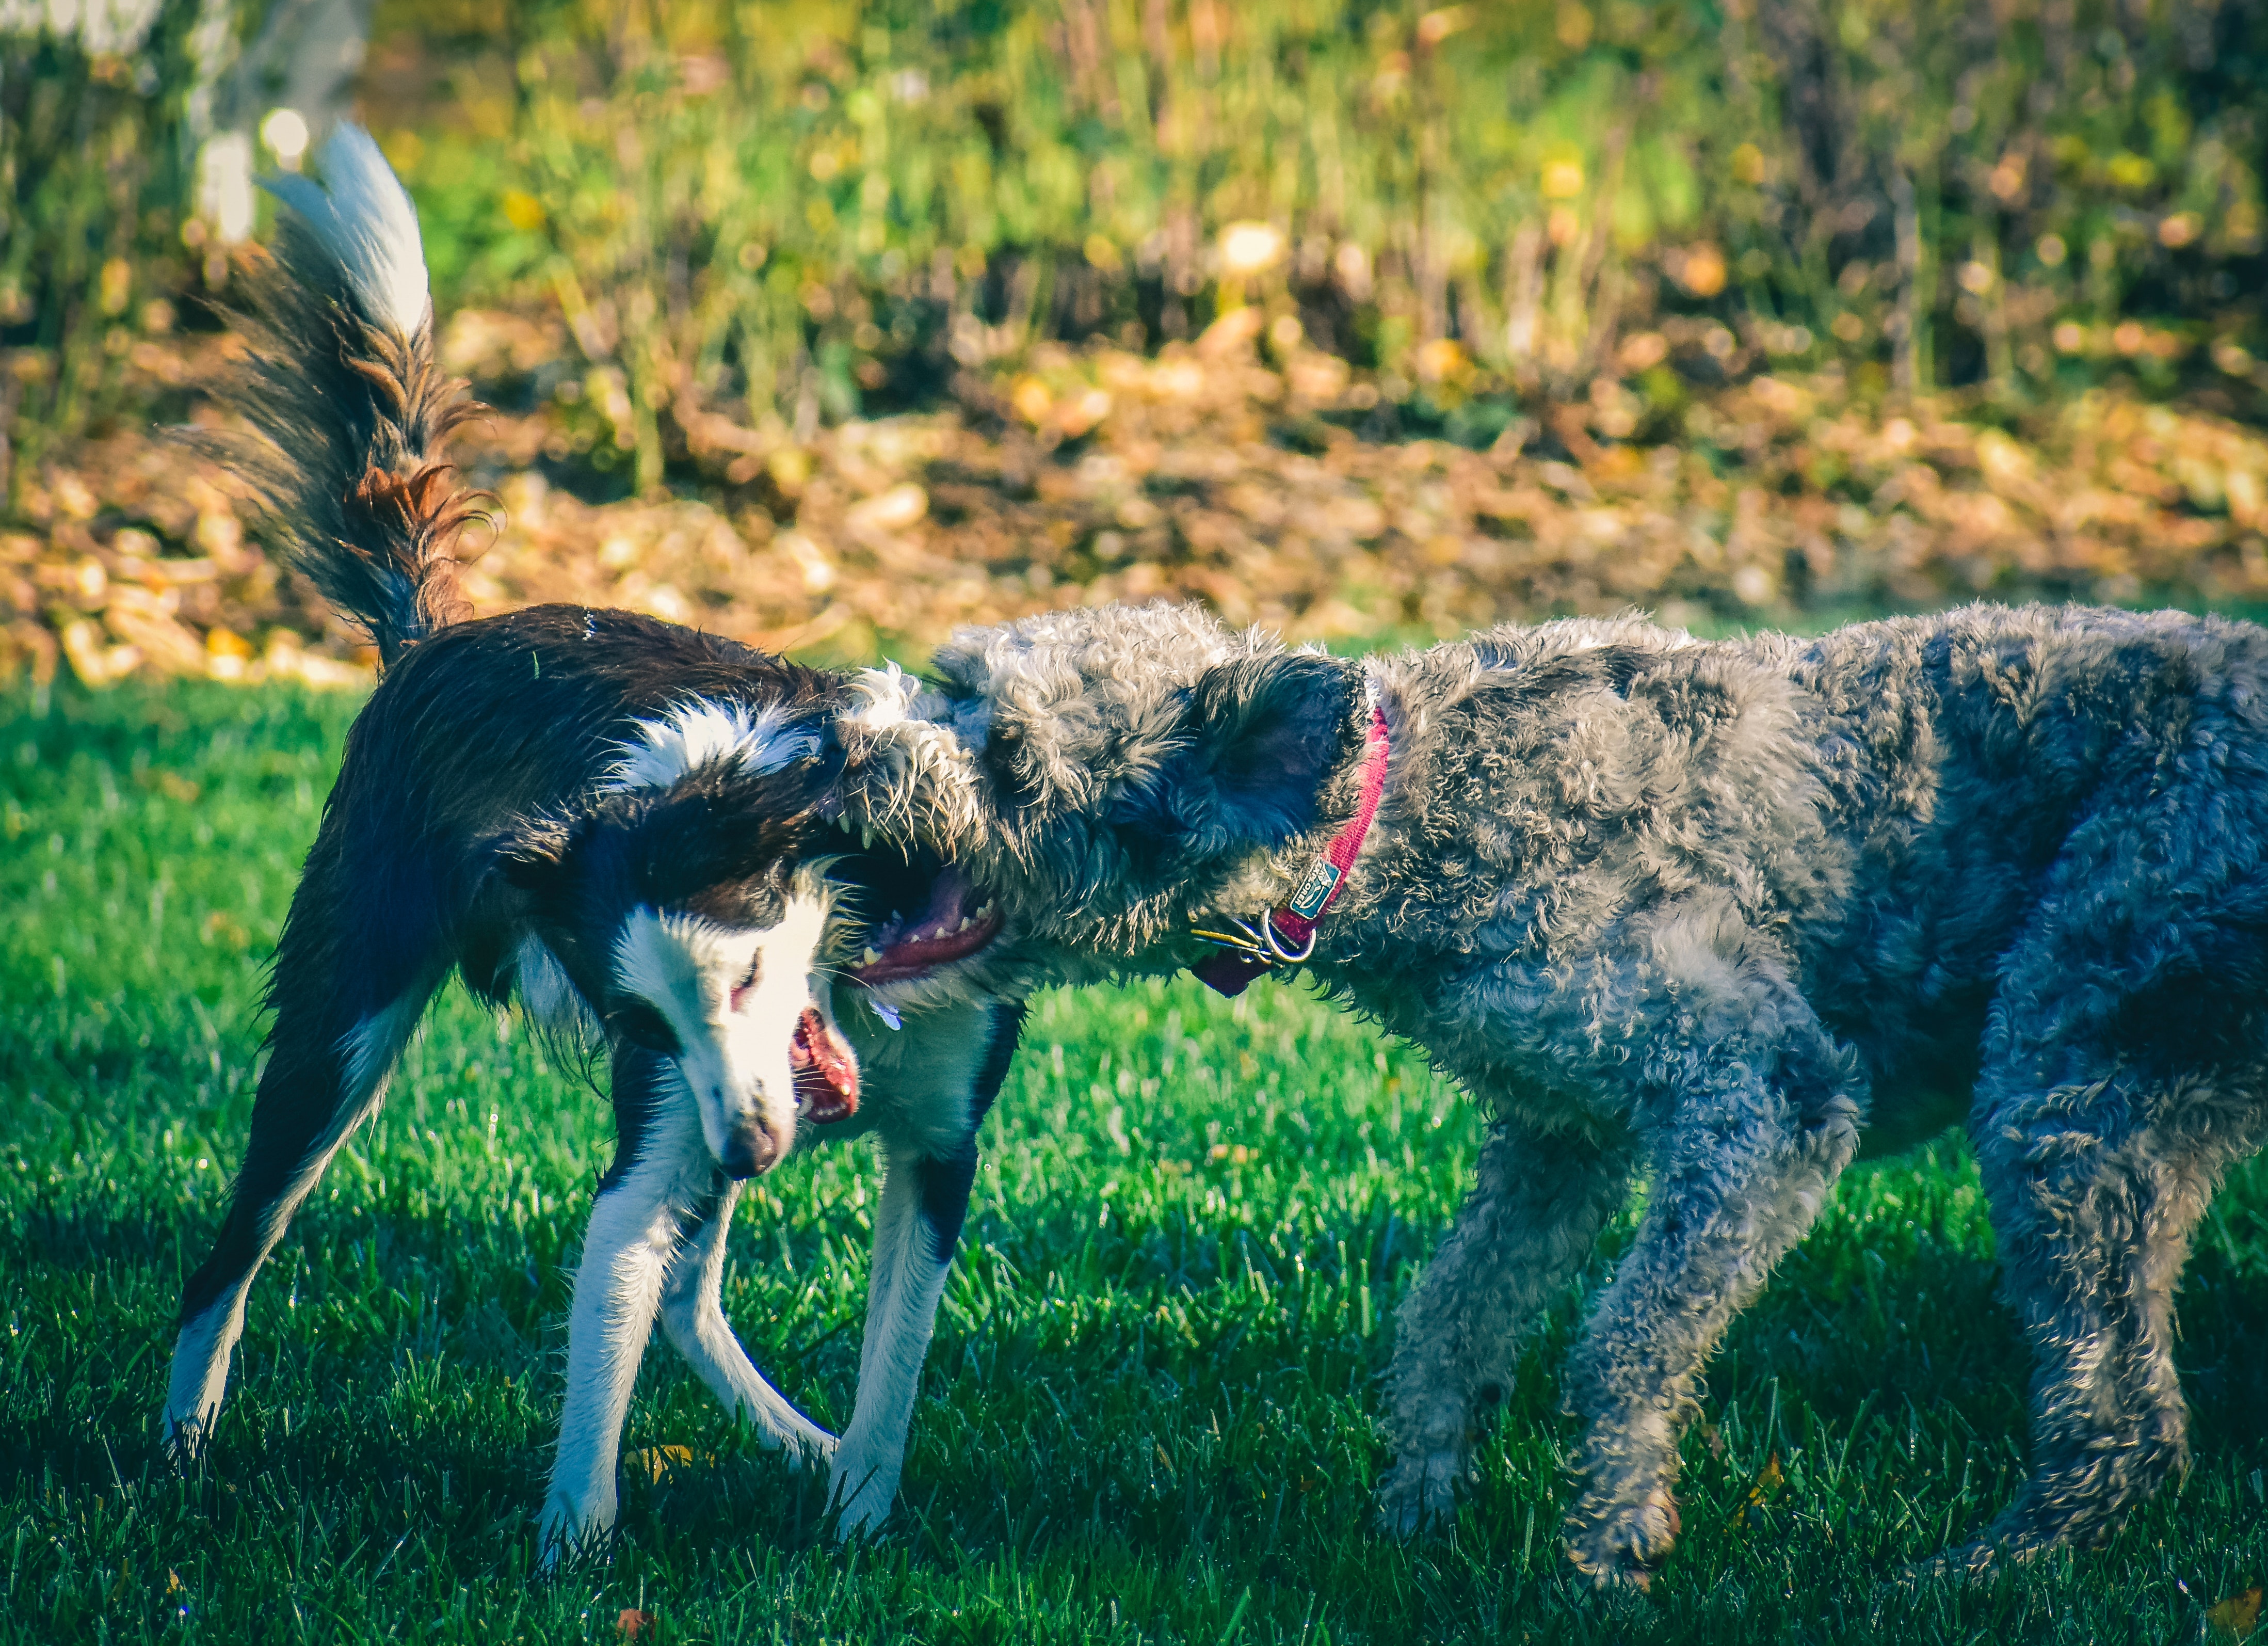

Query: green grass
2,677,2264,1644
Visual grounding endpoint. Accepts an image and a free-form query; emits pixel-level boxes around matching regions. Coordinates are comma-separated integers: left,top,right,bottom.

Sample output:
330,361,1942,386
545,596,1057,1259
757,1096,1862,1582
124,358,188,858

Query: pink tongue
790,1007,859,1123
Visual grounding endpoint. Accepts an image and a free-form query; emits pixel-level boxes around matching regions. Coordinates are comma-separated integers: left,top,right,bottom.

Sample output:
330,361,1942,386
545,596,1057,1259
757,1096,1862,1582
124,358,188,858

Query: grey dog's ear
1134,651,1359,854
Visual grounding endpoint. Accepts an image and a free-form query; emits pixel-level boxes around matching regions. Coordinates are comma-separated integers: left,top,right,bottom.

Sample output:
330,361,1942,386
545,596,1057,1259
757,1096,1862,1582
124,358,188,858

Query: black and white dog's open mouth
790,1006,861,1122
830,839,1003,987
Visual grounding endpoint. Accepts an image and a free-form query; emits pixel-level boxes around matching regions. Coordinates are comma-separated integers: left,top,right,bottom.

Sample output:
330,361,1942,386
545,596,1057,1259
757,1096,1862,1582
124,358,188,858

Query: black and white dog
162,126,1020,1561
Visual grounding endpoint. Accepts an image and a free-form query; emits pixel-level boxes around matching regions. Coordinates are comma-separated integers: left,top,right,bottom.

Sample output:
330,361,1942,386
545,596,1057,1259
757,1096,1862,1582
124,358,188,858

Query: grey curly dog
832,599,2267,1584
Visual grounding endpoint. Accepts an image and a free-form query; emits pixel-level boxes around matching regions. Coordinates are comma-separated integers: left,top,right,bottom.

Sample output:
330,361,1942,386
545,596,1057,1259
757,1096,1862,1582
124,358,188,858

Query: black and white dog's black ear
491,815,575,893
1134,651,1360,855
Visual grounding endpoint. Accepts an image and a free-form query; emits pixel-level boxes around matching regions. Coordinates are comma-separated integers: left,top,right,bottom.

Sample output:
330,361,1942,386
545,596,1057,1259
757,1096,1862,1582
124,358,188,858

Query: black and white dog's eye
612,1001,682,1057
730,955,761,1013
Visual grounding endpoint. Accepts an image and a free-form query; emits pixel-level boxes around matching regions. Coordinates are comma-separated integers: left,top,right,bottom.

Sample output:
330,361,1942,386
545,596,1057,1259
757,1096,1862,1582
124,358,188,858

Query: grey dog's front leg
826,1139,963,1531
1378,1117,1632,1532
826,1002,1023,1533
1558,1028,1861,1587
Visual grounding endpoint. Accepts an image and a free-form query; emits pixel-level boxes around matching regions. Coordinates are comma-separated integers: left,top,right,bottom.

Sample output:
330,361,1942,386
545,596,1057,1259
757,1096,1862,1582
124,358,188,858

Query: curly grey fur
841,599,2268,1584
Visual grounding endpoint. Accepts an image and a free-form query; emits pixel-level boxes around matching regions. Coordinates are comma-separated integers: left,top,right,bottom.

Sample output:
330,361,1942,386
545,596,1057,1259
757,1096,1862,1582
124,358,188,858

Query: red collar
1192,702,1390,997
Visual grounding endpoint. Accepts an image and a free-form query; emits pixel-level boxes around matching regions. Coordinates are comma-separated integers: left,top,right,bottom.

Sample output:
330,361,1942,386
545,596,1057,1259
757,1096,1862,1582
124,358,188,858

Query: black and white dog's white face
496,764,861,1177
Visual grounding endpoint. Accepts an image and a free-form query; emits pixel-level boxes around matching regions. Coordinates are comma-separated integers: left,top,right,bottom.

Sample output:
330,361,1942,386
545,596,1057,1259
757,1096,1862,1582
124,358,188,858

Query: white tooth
861,947,881,965
861,826,873,848
958,916,973,931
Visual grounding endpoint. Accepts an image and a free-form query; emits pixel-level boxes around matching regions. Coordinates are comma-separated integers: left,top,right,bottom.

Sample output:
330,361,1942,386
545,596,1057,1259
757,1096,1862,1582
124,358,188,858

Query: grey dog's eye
730,955,760,1013
612,1000,682,1057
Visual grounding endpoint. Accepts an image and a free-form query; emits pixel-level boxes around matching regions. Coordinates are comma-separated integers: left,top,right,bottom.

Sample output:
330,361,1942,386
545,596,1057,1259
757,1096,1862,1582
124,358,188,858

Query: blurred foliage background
360,0,2268,489
11,0,2268,681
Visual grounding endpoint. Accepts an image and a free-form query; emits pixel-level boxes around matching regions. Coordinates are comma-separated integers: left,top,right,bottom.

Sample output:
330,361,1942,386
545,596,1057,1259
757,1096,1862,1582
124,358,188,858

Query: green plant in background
9,1,2268,500
0,1,207,501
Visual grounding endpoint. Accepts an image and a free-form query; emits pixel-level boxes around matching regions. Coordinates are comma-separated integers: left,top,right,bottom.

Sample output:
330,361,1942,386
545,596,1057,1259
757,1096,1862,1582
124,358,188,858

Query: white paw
535,1492,616,1574
157,1409,204,1466
1376,1448,1468,1536
826,1451,899,1538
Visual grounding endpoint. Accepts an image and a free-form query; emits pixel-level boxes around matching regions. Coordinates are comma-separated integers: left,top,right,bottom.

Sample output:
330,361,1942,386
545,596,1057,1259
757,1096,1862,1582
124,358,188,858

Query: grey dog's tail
189,125,481,669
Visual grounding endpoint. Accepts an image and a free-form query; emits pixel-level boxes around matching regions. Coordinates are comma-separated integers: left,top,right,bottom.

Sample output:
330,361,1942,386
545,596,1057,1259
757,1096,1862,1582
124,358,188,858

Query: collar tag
1285,858,1341,921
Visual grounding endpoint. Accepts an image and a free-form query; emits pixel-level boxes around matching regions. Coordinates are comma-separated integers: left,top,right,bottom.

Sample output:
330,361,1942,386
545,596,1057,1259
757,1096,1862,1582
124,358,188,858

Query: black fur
915,1003,1027,1261
601,1044,673,1198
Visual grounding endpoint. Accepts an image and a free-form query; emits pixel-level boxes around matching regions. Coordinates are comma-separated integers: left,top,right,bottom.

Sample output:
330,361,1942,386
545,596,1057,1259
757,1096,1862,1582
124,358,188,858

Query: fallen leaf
618,1607,658,1639
1726,1450,1785,1533
2208,1587,2263,1641
626,1444,699,1484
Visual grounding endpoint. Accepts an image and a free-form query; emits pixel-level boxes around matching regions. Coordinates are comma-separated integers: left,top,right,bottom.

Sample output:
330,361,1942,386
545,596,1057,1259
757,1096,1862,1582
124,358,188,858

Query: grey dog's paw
1891,1522,2062,1591
1895,1538,2005,1589
1375,1448,1468,1537
1564,1488,1681,1591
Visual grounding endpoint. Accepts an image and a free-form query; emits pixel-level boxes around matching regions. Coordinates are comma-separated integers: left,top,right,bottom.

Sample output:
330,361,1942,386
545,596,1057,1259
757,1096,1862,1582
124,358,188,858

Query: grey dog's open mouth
845,864,1002,986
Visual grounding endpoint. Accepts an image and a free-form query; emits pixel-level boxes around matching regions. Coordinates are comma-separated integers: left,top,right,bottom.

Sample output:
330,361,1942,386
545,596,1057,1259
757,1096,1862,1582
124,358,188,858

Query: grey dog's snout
717,1114,779,1179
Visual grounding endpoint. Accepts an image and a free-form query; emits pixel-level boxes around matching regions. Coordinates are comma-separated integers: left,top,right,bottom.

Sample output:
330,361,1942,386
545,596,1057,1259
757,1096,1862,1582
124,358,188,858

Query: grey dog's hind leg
1952,1057,2264,1571
1377,1118,1632,1532
1559,1019,1862,1587
1934,759,2268,1576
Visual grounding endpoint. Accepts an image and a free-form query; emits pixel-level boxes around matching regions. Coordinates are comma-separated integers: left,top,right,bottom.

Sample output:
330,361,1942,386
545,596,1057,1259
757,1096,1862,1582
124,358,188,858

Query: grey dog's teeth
861,826,873,848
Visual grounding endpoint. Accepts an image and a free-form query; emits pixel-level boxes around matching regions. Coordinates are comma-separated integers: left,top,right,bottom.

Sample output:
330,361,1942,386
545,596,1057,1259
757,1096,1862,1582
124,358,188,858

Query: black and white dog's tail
190,124,481,667
163,123,482,1458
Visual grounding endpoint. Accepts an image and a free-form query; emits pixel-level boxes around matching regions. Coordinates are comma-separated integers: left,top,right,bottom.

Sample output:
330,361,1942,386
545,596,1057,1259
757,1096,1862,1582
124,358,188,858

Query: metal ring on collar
1262,915,1318,964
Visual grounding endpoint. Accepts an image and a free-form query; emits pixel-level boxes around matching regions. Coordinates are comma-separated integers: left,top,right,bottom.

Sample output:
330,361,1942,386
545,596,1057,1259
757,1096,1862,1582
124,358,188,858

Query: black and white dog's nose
718,1117,779,1179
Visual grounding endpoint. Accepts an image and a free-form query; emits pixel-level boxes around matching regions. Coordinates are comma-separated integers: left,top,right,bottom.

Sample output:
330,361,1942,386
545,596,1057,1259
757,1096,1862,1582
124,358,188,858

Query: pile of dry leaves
8,307,2268,692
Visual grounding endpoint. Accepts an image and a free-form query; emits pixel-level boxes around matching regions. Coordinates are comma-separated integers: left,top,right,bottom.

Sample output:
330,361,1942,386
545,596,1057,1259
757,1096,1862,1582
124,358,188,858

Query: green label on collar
1287,857,1340,920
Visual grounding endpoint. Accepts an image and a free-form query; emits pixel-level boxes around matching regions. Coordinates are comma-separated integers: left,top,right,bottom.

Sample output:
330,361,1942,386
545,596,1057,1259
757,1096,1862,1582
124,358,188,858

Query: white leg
827,1140,955,1533
163,1281,252,1456
658,1178,837,1461
818,999,1023,1537
539,1065,712,1567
